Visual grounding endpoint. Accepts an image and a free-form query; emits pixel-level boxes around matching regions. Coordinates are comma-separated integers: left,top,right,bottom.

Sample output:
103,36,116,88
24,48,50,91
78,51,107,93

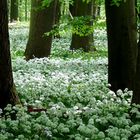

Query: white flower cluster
0,25,138,139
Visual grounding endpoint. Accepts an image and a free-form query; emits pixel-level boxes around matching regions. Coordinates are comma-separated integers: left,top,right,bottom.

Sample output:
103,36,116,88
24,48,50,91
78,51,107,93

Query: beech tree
10,0,18,22
132,38,140,104
25,0,28,21
0,0,20,110
70,0,94,52
105,0,137,92
132,8,140,105
24,0,57,60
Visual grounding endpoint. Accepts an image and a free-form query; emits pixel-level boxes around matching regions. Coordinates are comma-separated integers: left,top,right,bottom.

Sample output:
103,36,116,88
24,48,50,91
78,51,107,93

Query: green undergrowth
9,20,107,60
0,22,139,140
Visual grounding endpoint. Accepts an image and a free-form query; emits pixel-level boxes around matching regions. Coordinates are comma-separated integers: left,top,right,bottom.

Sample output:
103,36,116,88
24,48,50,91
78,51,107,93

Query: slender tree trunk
97,6,101,17
10,0,18,22
132,41,140,104
132,9,140,105
105,0,137,92
70,0,94,52
8,0,11,22
0,0,20,110
53,0,61,38
53,0,60,25
96,1,101,17
92,0,98,19
25,0,56,60
92,0,101,18
25,0,28,21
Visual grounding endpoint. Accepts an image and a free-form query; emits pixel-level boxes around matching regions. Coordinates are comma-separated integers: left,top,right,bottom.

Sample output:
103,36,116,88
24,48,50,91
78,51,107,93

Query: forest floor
0,23,139,140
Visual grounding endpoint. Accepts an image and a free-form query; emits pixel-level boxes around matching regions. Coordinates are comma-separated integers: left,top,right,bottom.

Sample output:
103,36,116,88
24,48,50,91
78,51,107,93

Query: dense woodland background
0,0,140,139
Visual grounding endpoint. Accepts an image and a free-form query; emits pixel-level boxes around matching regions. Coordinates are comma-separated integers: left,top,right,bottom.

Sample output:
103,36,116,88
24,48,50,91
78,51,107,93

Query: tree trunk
25,0,28,21
70,0,94,52
92,0,100,19
132,42,140,104
0,0,20,110
132,10,140,105
53,0,61,38
24,0,56,60
105,0,137,92
96,0,101,17
10,0,18,22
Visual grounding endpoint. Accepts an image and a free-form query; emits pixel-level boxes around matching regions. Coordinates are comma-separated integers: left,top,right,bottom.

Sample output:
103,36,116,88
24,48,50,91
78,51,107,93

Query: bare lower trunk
70,0,94,52
10,0,18,22
0,0,20,110
25,0,56,60
105,0,137,92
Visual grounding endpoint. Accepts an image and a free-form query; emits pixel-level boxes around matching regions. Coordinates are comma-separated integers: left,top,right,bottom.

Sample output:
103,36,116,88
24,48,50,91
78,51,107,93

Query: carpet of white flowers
0,25,140,140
